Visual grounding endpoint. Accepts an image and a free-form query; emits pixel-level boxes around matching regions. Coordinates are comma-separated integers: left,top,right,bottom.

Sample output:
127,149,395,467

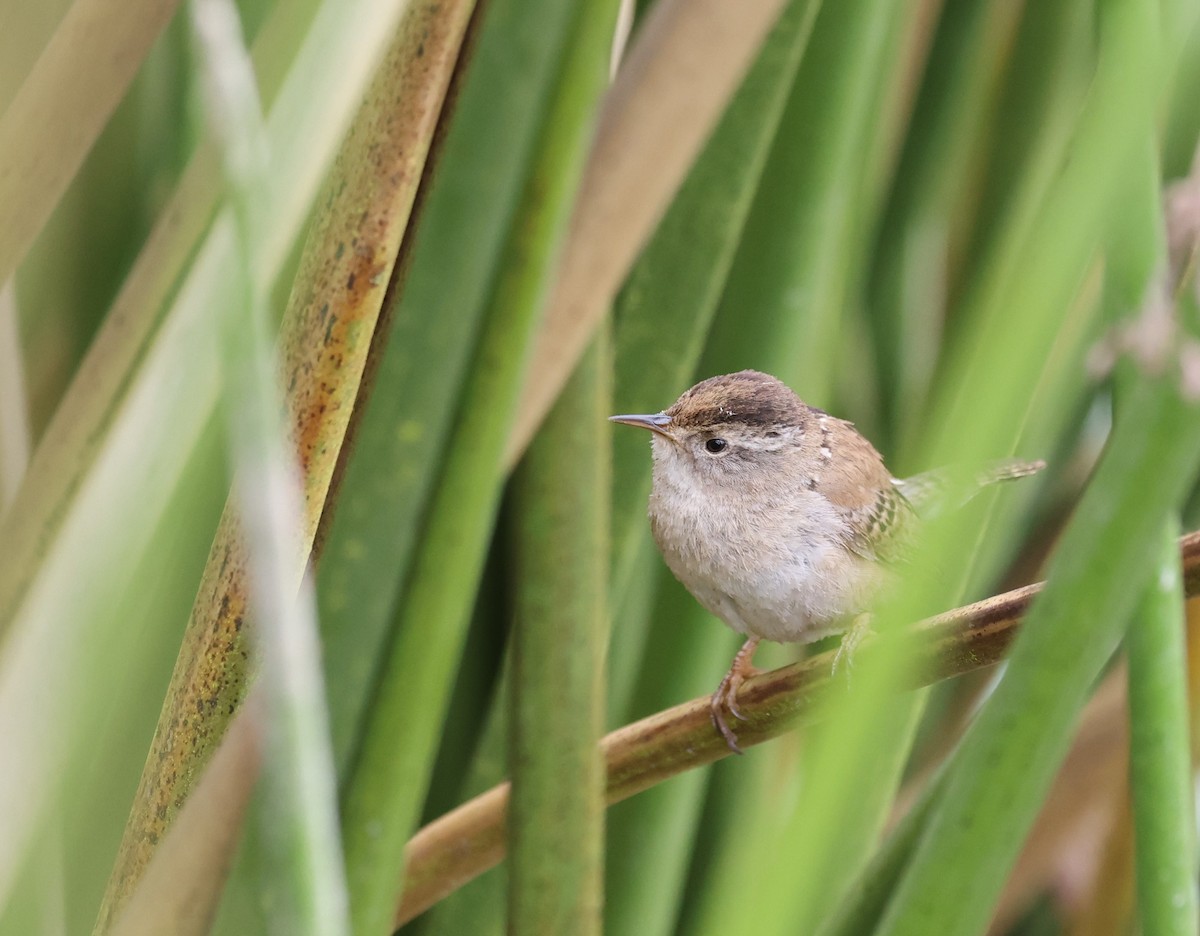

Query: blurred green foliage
2,0,1200,934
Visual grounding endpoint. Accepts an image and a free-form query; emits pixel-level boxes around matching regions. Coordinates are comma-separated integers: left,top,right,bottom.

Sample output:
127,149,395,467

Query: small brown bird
611,370,1043,752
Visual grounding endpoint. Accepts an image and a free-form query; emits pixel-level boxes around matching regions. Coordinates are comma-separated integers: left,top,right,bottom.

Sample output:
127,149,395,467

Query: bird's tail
976,458,1047,486
896,459,1045,515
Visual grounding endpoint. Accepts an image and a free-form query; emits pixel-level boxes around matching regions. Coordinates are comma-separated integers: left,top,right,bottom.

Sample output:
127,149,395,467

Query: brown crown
666,370,810,431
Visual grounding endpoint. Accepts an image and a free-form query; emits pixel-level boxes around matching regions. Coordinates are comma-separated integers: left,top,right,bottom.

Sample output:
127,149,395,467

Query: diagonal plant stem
394,530,1200,927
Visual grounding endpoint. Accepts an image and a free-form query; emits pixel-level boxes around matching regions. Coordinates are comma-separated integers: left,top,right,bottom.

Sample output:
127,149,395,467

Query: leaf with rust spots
94,2,481,927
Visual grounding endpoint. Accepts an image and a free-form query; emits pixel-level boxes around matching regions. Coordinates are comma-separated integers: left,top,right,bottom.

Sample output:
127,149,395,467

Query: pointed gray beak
609,412,674,439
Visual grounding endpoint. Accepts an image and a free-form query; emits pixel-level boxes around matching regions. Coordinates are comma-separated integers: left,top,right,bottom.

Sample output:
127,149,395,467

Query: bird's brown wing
836,483,916,564
815,418,916,564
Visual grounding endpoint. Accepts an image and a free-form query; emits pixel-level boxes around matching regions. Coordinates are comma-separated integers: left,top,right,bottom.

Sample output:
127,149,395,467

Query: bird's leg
711,636,761,754
832,612,875,677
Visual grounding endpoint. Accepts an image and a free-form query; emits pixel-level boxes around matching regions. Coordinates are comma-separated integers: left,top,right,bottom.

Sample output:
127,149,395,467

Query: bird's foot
711,672,750,753
831,613,875,680
711,637,761,754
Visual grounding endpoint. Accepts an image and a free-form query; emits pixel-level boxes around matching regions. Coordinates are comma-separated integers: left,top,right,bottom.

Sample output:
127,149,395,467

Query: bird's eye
704,438,728,454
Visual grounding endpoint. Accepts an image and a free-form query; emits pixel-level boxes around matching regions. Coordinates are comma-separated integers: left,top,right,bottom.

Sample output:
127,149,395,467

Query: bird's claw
710,637,762,754
831,641,854,678
710,667,754,753
831,613,875,682
710,690,745,755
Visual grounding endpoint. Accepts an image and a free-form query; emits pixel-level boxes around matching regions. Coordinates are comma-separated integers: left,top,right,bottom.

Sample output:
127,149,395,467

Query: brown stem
395,530,1200,926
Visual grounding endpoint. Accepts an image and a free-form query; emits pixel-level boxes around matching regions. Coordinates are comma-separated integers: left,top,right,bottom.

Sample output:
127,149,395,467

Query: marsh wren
611,370,1043,752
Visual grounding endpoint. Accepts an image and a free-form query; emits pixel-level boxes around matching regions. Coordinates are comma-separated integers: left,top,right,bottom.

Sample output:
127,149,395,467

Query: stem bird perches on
395,530,1200,926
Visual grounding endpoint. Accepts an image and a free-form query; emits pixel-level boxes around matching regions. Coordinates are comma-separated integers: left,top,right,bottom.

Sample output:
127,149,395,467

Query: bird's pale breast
648,458,881,644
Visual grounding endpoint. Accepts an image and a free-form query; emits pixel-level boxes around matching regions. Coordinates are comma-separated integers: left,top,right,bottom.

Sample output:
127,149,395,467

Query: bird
610,369,1043,752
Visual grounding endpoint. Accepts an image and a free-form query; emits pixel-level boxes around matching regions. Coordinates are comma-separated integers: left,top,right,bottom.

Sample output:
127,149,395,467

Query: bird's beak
609,412,674,439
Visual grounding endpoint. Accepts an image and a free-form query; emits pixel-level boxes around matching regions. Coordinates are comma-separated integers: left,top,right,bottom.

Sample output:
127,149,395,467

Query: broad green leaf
337,0,620,930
